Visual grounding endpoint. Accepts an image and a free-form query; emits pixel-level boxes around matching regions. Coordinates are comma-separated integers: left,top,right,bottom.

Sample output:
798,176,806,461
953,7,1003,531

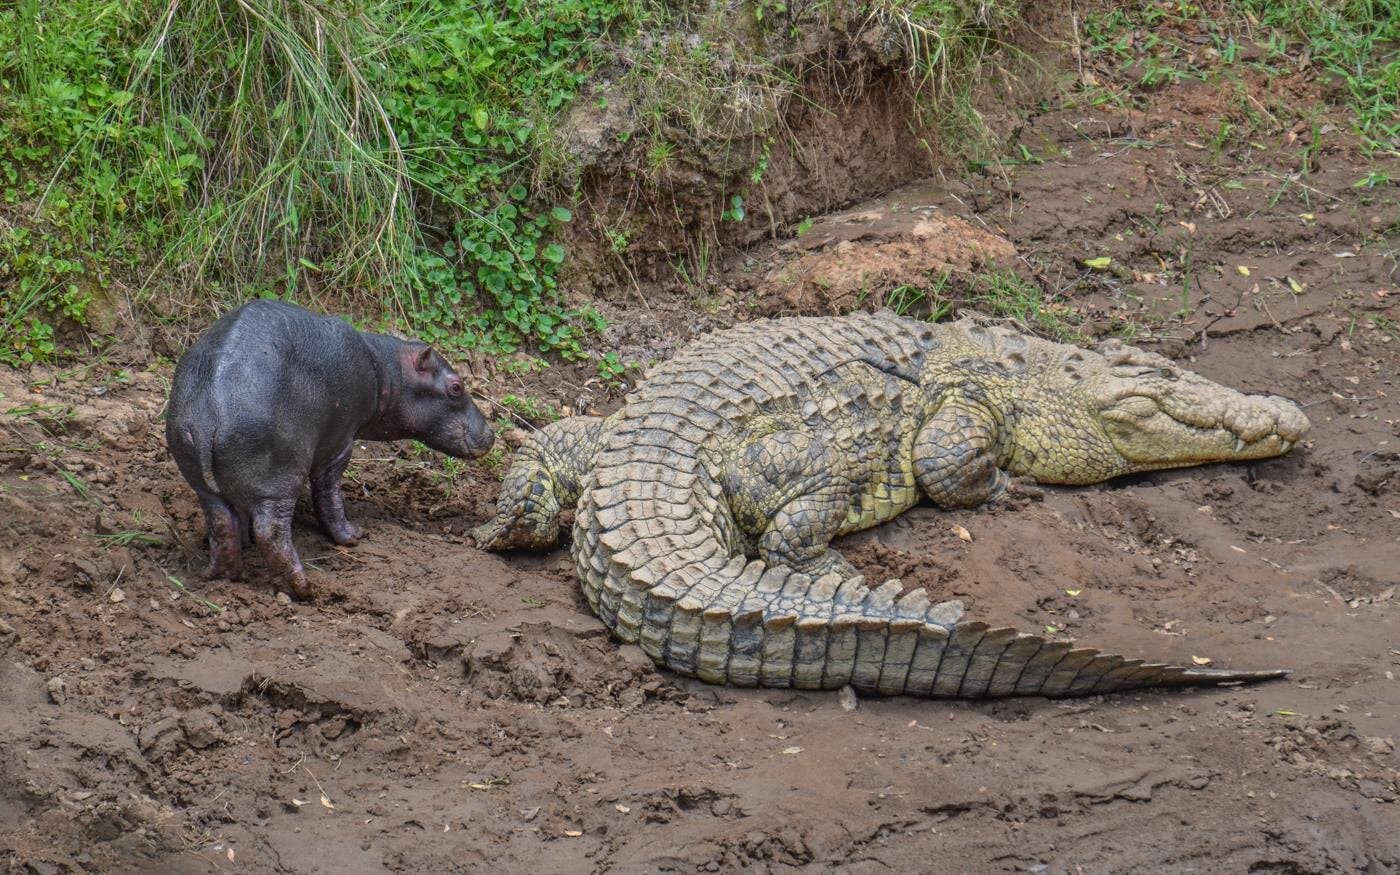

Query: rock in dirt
839,685,860,712
179,709,223,749
46,675,68,705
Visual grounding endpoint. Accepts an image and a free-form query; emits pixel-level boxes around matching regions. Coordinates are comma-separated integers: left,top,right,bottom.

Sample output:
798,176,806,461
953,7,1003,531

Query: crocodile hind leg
913,402,1009,508
723,425,856,577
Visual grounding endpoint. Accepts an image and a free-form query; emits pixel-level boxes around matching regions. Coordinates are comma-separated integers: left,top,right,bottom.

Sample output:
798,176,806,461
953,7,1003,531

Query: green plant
431,455,469,496
499,393,561,424
596,351,627,384
1355,169,1394,189
886,284,930,317
0,0,648,364
93,530,164,549
967,270,1083,341
721,194,746,223
1177,247,1194,319
1080,1,1399,152
1370,315,1400,342
168,575,224,613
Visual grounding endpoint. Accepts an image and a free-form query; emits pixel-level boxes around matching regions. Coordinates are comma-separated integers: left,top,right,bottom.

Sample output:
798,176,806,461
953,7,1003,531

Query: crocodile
475,313,1309,698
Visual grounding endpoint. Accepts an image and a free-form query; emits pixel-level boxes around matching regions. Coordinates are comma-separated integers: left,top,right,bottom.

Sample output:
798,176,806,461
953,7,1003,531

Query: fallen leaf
1083,256,1112,270
1229,545,1247,553
1300,212,1315,220
1179,220,1197,234
108,587,125,604
1191,655,1212,666
1287,276,1305,294
951,524,973,542
615,803,631,814
1064,588,1082,597
1274,709,1299,716
781,746,804,755
227,849,236,863
319,794,336,810
290,798,309,808
1236,265,1251,276
564,829,583,837
1044,625,1060,635
468,783,494,790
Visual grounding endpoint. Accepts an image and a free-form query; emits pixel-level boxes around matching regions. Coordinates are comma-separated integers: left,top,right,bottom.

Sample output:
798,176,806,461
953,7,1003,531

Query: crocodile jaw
1006,344,1310,485
1092,370,1310,478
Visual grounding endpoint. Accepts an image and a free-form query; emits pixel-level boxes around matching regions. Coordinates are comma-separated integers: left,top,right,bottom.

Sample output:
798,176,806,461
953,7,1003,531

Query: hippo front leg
310,442,363,545
913,402,1009,508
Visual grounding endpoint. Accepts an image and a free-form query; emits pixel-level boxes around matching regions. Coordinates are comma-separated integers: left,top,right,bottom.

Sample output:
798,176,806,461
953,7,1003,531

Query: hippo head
392,344,495,459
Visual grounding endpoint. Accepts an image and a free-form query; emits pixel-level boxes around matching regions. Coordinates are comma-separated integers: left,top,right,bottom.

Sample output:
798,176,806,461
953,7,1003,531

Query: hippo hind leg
197,490,245,581
250,497,310,598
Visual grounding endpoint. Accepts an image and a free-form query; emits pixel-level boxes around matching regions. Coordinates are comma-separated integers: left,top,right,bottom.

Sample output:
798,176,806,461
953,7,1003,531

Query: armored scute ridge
478,313,1309,698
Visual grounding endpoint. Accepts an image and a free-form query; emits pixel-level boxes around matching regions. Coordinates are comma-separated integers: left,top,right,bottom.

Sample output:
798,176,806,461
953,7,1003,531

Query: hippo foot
282,572,313,601
325,522,364,546
203,554,243,582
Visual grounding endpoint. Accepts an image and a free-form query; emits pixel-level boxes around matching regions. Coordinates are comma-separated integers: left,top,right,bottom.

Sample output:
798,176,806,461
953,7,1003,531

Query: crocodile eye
1159,368,1177,381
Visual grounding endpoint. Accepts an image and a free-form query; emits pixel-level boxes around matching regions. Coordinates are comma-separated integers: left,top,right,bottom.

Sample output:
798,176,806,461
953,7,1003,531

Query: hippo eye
1159,368,1177,381
447,380,464,397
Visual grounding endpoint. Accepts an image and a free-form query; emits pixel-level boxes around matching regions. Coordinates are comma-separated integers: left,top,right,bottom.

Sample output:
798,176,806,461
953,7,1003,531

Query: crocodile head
1009,339,1310,484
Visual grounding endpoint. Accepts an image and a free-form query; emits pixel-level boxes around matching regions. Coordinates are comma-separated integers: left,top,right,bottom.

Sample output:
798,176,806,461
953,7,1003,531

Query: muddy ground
3,39,1400,875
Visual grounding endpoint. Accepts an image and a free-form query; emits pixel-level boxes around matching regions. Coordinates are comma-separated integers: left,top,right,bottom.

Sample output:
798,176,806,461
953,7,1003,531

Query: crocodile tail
574,468,1287,697
591,548,1286,696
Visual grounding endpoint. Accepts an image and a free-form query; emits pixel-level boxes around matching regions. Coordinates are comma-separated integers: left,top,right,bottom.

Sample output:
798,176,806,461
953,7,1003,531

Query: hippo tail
168,413,222,495
195,427,219,493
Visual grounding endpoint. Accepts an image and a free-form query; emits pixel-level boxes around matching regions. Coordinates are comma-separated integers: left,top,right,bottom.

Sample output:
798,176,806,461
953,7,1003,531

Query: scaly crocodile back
572,313,1285,697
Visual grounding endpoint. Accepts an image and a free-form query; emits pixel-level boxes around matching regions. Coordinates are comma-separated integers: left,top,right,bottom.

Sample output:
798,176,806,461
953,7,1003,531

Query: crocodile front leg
473,415,610,551
913,402,1009,508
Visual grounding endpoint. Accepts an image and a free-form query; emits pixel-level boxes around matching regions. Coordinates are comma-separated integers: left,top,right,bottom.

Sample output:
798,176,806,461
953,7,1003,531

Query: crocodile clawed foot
1004,476,1045,503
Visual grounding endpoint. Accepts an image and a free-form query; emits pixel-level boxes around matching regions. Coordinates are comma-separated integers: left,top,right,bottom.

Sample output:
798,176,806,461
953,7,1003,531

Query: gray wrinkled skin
166,300,494,597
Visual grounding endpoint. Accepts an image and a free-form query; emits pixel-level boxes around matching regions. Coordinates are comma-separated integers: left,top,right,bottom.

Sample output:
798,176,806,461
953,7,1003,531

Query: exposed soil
3,35,1400,875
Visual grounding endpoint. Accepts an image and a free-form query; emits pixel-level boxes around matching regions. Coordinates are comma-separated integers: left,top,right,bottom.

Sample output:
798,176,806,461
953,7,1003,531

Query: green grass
965,270,1086,341
875,268,1088,341
0,0,644,364
93,530,164,549
1,0,1029,367
1079,1,1399,153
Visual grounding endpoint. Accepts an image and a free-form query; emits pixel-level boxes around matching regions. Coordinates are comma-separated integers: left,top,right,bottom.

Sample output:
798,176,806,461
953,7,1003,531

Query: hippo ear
414,345,435,374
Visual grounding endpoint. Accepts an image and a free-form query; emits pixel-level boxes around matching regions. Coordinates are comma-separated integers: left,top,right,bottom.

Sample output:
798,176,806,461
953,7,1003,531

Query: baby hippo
166,300,494,597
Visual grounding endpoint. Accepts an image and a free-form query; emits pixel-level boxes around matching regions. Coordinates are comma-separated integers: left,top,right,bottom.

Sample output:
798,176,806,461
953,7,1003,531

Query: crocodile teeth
1280,439,1293,453
1234,437,1247,452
